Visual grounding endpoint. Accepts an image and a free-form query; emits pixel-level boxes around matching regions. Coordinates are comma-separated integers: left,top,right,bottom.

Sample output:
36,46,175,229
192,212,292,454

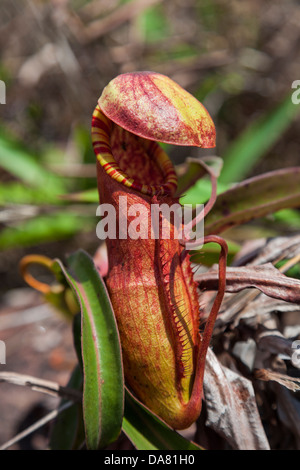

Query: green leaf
0,182,63,205
0,131,65,194
190,239,240,266
272,208,300,229
54,250,124,449
204,167,300,235
220,93,300,184
275,260,300,280
70,295,203,450
0,212,94,250
177,156,227,201
60,187,99,203
137,3,169,43
123,390,202,450
181,177,228,206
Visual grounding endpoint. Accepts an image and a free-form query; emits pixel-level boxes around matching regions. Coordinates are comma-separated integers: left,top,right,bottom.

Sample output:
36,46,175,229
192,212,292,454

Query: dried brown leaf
255,369,300,392
0,371,81,402
196,263,300,304
203,348,270,450
247,234,300,267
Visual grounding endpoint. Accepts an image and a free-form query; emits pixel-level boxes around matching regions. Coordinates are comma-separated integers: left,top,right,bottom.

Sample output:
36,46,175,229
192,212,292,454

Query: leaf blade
54,250,124,449
123,390,202,450
0,132,65,194
220,93,300,184
204,167,300,235
0,212,94,250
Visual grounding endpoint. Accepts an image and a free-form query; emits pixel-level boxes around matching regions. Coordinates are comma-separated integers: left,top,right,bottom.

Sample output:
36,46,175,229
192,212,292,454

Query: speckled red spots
98,71,216,148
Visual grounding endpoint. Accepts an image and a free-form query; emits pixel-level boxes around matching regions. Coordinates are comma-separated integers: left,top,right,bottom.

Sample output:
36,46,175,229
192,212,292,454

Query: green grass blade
60,188,99,203
0,212,94,250
190,239,240,266
0,131,65,194
220,93,300,184
180,177,229,205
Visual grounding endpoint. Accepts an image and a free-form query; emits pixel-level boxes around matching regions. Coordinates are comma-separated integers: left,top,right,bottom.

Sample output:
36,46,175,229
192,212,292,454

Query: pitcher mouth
92,105,178,197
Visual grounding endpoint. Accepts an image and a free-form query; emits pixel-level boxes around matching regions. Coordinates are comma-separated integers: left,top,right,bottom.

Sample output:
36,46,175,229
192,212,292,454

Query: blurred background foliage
0,0,300,293
0,0,300,450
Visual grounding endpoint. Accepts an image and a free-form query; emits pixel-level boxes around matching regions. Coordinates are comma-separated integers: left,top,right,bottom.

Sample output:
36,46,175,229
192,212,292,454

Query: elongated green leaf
0,212,94,250
0,182,63,205
54,250,124,449
137,3,169,43
190,239,240,266
60,188,99,203
220,93,300,184
69,300,201,450
180,177,229,208
204,167,300,235
273,208,300,229
177,156,226,201
123,390,202,450
0,132,65,194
